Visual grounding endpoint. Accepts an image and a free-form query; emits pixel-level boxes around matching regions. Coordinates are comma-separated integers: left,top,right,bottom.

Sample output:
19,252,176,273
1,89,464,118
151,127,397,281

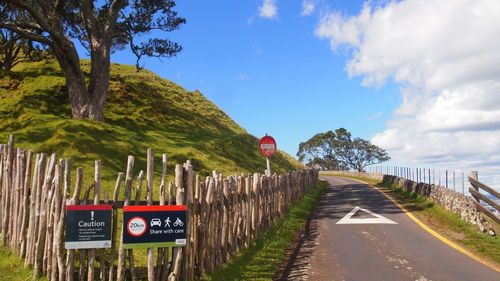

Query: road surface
283,176,499,281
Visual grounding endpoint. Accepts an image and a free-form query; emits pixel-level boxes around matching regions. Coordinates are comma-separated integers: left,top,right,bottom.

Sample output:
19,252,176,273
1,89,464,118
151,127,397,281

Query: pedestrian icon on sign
165,217,171,227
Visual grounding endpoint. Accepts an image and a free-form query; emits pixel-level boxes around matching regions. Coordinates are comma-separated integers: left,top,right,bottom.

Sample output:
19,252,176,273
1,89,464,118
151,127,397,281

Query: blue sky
93,0,500,188
106,0,398,158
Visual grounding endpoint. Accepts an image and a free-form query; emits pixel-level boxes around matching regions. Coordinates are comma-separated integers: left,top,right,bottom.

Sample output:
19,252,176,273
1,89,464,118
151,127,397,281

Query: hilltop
0,59,303,190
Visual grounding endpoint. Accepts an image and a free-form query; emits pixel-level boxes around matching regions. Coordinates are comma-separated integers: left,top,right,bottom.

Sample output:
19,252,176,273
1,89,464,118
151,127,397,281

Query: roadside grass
0,247,47,281
204,180,327,281
331,174,500,265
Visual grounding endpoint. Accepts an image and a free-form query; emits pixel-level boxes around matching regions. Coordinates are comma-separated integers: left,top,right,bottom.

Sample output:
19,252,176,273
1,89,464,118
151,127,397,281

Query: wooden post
20,150,33,258
161,181,175,281
2,135,14,247
128,170,144,281
146,148,155,281
453,171,456,191
183,162,194,281
192,174,200,280
196,178,207,278
87,161,101,281
117,156,135,281
108,172,124,281
168,164,184,281
251,173,259,240
470,171,479,203
66,167,83,281
100,191,109,281
49,162,63,281
203,177,215,274
47,159,64,280
221,179,229,263
155,154,167,281
28,153,46,266
55,159,70,281
462,172,465,195
34,153,57,279
438,170,441,186
244,176,251,248
24,153,39,265
78,184,93,281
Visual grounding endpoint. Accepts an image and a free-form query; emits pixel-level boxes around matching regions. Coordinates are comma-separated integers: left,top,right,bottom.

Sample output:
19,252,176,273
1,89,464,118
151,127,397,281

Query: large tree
297,128,390,172
0,0,185,121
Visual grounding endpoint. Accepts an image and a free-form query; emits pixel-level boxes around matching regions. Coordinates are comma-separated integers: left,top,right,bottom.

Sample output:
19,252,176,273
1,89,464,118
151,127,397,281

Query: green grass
0,59,304,197
204,180,327,281
0,247,47,281
332,174,500,265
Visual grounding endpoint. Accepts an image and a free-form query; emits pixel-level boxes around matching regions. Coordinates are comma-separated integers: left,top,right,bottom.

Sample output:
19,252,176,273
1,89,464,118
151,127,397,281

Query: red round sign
127,216,147,237
259,135,277,157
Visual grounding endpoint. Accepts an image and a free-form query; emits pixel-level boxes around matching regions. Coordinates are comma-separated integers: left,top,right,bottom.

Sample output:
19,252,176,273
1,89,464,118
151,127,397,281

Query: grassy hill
0,59,303,191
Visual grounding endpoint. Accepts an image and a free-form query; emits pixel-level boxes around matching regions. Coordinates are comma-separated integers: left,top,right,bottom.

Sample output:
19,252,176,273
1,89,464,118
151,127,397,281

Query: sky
98,0,500,189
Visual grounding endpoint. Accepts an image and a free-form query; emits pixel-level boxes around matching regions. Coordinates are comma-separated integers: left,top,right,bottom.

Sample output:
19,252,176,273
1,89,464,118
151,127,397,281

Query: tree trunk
51,39,109,121
51,41,92,119
87,42,111,122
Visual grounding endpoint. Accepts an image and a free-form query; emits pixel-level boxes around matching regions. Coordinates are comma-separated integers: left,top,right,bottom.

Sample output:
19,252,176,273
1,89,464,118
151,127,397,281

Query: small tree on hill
0,8,47,71
0,0,185,121
297,128,390,172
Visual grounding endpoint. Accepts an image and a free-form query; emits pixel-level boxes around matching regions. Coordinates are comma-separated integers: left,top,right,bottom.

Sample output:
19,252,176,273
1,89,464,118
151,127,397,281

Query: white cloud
301,0,316,16
366,112,383,121
259,0,278,19
315,0,500,187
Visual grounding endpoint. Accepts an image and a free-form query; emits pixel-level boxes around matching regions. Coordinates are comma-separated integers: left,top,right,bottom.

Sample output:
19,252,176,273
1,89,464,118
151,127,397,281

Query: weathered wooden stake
87,160,101,281
117,156,134,281
168,164,184,281
108,172,124,281
66,167,83,281
146,148,155,281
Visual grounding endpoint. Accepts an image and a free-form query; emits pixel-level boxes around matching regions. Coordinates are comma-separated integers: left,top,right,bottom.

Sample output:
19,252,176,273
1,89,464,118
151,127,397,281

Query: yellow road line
346,177,500,272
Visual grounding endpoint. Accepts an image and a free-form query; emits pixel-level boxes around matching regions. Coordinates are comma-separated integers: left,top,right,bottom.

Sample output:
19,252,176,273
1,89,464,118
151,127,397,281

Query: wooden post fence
0,135,319,281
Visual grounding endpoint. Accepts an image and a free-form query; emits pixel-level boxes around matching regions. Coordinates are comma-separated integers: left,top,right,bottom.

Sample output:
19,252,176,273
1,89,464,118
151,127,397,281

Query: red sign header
259,135,277,157
66,205,113,211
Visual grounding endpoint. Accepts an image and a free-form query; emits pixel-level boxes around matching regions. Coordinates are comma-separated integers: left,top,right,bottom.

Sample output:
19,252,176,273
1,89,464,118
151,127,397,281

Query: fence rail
468,177,500,224
0,135,319,281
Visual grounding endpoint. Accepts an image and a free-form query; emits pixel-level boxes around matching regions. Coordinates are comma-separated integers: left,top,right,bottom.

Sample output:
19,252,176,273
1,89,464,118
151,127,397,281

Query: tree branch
0,22,52,46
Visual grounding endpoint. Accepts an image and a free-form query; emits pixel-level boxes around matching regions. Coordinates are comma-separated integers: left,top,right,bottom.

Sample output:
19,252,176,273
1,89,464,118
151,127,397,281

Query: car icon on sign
150,218,161,227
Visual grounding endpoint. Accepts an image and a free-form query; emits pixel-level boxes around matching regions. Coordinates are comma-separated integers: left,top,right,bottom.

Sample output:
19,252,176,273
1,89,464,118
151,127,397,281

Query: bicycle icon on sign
173,218,184,227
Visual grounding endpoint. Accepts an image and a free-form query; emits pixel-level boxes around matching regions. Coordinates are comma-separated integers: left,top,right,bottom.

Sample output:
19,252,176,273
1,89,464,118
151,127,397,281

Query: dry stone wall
382,175,495,236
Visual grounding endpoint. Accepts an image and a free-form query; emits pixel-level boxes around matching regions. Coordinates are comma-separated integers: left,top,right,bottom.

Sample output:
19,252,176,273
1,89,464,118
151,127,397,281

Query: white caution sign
336,206,398,224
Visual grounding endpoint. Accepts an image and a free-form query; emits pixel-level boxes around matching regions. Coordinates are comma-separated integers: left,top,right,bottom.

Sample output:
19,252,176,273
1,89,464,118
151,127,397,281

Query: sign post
259,135,277,176
122,205,187,248
65,205,113,249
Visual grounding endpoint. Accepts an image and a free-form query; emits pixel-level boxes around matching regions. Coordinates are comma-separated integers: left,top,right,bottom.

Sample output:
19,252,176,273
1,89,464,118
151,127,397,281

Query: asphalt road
285,176,500,281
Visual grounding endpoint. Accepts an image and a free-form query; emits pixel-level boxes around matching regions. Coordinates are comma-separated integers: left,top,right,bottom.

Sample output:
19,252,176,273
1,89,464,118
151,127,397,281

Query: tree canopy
0,0,185,121
297,128,390,172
